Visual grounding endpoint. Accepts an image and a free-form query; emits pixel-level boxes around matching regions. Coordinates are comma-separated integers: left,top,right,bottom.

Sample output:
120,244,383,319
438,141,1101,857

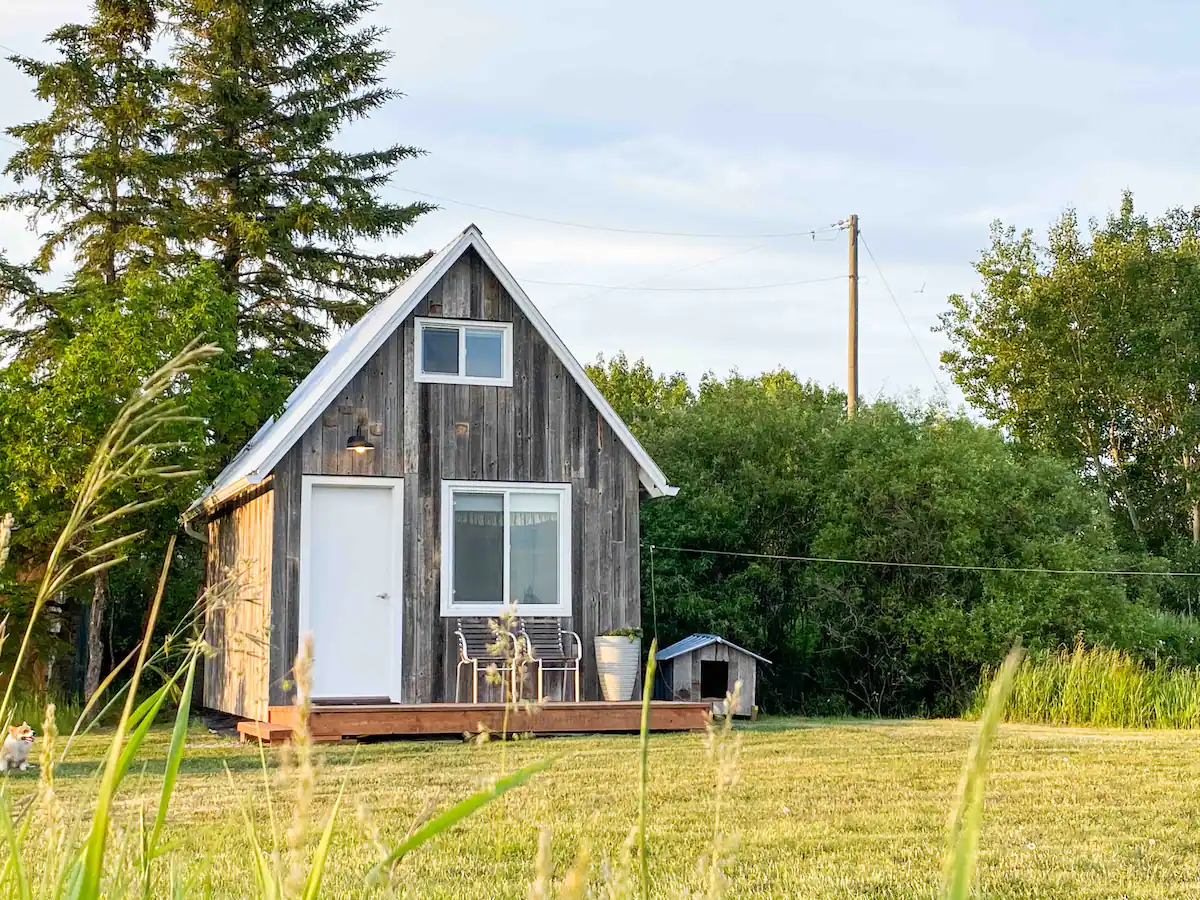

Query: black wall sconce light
346,422,375,454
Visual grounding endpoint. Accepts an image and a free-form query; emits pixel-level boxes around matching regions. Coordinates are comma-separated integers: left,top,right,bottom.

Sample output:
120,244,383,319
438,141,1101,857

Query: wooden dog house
656,634,769,717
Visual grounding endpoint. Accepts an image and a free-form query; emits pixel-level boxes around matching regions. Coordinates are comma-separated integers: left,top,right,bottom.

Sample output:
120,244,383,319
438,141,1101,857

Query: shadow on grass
46,735,481,780
741,715,876,732
741,715,970,733
41,753,276,780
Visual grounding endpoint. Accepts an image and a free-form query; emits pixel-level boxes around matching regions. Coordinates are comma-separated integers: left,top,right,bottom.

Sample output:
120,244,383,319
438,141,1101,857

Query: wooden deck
237,700,710,744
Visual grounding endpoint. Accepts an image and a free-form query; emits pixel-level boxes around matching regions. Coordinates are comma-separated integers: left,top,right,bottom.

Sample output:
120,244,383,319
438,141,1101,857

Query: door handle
376,592,390,600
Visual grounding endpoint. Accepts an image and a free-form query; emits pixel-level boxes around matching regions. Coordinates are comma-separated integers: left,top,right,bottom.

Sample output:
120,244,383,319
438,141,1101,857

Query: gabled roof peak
186,225,677,517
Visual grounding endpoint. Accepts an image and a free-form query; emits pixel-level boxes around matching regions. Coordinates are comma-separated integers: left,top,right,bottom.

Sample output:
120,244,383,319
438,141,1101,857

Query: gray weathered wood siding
668,644,757,717
267,247,642,705
203,486,273,720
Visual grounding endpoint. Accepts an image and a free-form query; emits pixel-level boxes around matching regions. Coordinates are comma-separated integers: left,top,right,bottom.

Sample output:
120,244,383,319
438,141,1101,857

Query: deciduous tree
604,366,1188,716
938,194,1200,554
585,352,693,434
0,267,254,696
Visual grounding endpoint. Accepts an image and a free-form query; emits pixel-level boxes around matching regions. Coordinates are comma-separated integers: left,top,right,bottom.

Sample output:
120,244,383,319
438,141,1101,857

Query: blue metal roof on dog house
656,633,770,664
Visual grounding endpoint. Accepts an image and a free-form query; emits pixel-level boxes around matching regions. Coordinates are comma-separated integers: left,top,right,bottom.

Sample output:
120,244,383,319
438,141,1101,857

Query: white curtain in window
509,492,559,606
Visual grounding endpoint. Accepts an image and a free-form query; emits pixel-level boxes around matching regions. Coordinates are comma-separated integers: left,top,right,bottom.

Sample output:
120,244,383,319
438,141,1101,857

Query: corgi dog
0,723,34,772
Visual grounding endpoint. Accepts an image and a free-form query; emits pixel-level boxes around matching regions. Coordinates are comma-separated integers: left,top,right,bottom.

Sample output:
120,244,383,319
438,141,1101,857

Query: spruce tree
1,1,187,698
1,0,177,298
167,0,431,377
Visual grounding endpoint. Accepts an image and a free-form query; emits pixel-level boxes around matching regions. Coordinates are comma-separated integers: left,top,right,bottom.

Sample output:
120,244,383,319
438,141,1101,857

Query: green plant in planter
601,627,643,640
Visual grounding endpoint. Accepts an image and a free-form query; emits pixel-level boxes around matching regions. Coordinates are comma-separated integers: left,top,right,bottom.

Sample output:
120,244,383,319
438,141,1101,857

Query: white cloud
7,0,1200,412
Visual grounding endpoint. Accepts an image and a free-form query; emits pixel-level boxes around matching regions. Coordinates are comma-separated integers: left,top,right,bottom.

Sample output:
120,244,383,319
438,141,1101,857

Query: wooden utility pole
847,214,859,417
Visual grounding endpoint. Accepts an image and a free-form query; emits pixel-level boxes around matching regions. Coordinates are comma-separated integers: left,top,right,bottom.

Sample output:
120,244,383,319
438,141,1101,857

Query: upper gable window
415,317,513,386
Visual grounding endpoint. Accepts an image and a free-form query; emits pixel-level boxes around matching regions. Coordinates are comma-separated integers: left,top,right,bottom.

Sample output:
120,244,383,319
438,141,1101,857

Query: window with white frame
440,481,571,616
415,317,513,386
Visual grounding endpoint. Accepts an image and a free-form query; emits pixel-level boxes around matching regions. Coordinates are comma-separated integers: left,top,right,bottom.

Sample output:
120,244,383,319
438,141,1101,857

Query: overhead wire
520,274,846,292
1,36,846,293
399,185,843,239
648,544,1200,578
858,231,949,395
541,234,827,306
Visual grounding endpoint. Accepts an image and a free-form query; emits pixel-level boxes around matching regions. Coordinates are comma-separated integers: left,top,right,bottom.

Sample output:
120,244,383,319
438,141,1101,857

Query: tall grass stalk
0,341,221,728
284,638,316,898
635,638,656,900
61,563,241,761
0,342,229,898
971,641,1200,729
0,543,216,898
943,647,1022,900
77,534,176,896
697,683,742,900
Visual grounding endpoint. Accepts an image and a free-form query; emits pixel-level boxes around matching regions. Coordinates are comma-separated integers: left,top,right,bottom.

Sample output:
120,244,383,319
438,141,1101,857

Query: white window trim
440,480,572,618
415,317,514,386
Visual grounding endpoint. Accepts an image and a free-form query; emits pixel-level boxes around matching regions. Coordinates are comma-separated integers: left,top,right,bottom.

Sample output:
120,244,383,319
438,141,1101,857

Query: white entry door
299,476,403,702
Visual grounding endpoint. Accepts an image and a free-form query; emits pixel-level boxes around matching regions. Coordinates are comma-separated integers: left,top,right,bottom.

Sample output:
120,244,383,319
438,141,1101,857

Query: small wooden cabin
655,634,769,717
184,225,678,724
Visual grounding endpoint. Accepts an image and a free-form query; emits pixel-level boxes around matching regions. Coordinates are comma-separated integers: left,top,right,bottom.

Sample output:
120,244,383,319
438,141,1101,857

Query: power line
649,545,659,641
399,185,843,239
520,274,845,292
858,232,948,394
548,237,800,306
648,544,1200,578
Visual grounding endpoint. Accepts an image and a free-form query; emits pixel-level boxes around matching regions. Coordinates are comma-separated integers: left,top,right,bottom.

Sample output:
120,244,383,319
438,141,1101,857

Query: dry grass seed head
39,701,57,784
558,840,593,900
355,800,404,894
527,827,553,900
284,636,316,899
601,825,638,900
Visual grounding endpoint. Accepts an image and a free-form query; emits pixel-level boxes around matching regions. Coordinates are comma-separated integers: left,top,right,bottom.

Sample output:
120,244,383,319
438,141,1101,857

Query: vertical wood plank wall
203,486,273,720
269,447,303,706
268,247,643,705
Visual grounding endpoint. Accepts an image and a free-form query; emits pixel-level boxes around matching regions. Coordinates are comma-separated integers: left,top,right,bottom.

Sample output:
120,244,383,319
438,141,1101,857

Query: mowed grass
9,717,1200,898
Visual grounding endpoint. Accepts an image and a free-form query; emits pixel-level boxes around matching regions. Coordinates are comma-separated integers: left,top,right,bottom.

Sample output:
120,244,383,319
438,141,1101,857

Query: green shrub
635,373,1169,717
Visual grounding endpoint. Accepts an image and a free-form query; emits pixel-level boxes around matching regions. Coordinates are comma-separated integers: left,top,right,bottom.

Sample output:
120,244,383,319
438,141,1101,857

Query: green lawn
11,717,1200,897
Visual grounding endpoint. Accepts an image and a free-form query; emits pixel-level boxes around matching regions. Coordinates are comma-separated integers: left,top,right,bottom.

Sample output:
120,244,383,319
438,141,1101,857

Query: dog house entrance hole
699,660,729,699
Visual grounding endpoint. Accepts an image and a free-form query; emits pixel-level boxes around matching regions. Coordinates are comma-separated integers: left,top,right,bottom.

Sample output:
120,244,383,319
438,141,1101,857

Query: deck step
237,720,294,744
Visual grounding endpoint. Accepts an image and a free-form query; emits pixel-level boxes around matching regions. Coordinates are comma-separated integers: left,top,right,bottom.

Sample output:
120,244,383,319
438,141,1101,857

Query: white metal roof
186,224,678,517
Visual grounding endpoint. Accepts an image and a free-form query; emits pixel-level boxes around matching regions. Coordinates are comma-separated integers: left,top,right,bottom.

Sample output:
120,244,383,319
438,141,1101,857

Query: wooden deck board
249,701,709,743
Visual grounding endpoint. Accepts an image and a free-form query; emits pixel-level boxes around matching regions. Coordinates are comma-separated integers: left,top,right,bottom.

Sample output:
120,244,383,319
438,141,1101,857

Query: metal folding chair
520,618,582,702
455,618,520,703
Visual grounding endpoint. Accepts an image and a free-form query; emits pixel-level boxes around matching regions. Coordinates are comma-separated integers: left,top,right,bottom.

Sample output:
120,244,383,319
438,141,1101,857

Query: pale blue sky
4,0,1199,406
